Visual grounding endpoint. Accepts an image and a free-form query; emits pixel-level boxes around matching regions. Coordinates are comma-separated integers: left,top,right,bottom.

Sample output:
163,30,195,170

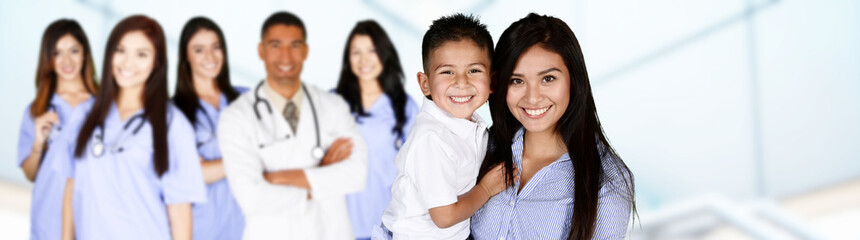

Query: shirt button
500,237,505,240
509,200,515,206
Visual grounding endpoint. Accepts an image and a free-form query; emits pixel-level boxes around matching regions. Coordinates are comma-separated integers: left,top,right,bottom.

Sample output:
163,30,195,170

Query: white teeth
120,69,135,78
450,96,472,103
524,106,550,116
278,65,292,72
203,64,216,69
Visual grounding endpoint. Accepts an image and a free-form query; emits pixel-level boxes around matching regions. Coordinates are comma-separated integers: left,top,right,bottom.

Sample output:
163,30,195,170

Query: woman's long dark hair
31,19,98,118
335,20,409,139
74,15,171,177
173,16,239,127
477,13,635,239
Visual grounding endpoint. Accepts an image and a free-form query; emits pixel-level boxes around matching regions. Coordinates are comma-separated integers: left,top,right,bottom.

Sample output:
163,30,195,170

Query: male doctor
218,11,367,239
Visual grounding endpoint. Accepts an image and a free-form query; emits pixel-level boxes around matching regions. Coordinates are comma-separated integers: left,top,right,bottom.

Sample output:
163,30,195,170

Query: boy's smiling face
418,39,491,119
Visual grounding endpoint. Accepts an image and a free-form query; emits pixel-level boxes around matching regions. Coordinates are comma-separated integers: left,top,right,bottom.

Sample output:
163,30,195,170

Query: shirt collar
198,93,225,113
196,93,226,128
262,80,304,119
107,102,145,127
50,93,66,107
48,94,69,119
356,94,390,118
420,97,488,139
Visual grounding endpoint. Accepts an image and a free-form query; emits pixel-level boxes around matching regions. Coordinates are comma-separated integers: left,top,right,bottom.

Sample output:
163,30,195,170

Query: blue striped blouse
471,128,632,240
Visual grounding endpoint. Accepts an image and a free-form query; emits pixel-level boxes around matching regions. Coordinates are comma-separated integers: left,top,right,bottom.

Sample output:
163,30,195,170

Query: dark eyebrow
539,68,562,75
511,67,561,78
434,64,454,71
434,63,486,72
468,63,487,68
267,39,281,45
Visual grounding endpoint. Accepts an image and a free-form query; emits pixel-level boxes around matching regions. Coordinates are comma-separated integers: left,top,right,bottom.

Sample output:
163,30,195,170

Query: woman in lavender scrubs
334,20,418,240
17,19,98,240
172,16,247,240
63,15,206,240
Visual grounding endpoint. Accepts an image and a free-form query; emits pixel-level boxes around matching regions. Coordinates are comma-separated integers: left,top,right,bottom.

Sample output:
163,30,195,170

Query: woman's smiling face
53,34,85,82
506,45,571,134
112,30,155,90
187,29,223,81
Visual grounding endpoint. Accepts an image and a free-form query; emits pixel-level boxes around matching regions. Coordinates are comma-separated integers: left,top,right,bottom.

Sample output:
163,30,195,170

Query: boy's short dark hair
421,13,494,72
261,11,306,40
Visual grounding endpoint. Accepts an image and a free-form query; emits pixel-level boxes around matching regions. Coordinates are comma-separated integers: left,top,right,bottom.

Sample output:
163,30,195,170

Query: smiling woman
473,13,636,240
16,19,97,240
172,16,247,240
334,20,418,240
64,15,206,240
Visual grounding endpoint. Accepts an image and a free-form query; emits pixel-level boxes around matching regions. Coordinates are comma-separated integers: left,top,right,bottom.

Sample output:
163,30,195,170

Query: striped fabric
471,128,632,240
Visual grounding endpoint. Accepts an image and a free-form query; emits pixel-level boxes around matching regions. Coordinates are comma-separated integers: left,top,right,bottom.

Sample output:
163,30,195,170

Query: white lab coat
218,81,368,240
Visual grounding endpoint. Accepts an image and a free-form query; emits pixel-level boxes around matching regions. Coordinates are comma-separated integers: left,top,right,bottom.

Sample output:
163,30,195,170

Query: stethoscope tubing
252,81,324,159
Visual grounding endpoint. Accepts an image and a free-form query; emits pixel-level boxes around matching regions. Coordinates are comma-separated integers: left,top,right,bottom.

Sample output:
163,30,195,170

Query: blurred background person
173,16,247,240
334,20,418,240
219,11,367,239
64,15,205,240
17,18,98,240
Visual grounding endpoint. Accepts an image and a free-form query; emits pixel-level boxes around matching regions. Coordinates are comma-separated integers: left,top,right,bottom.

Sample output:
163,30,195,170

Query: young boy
379,13,513,240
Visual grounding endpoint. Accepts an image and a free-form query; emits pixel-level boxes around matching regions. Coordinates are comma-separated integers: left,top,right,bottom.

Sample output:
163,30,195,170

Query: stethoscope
395,137,403,150
252,81,324,160
195,107,217,148
91,113,146,157
38,104,63,165
45,104,62,144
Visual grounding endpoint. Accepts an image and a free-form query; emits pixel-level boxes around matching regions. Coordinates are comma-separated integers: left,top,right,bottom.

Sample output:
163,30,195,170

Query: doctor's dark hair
75,15,172,177
173,17,240,128
260,11,306,41
31,19,98,118
420,13,493,100
335,20,409,139
476,13,635,239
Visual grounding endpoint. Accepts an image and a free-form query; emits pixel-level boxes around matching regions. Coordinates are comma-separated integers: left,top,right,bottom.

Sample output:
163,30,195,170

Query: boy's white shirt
382,97,489,240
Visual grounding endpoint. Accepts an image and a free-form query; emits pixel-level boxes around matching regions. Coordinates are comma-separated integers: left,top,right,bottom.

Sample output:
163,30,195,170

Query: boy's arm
427,164,515,228
428,182,493,228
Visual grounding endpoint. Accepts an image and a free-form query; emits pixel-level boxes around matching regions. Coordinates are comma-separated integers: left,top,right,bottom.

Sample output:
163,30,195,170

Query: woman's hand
478,164,519,197
32,111,59,150
21,111,60,182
